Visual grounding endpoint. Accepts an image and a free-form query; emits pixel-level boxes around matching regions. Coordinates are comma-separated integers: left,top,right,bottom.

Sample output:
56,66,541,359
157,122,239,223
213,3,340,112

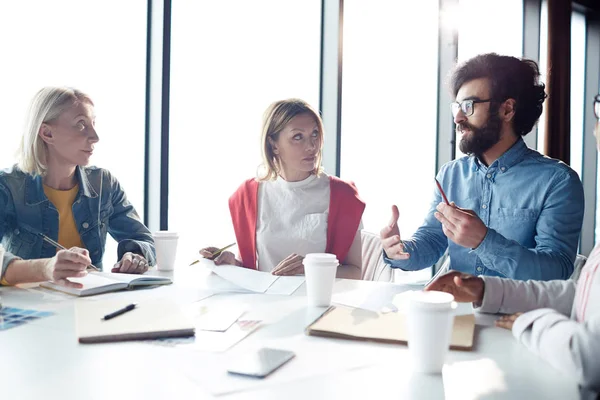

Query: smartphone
226,348,295,378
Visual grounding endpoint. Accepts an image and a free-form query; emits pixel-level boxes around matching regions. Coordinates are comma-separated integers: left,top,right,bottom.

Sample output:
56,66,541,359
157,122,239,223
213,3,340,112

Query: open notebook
40,272,172,297
75,298,194,343
306,305,476,351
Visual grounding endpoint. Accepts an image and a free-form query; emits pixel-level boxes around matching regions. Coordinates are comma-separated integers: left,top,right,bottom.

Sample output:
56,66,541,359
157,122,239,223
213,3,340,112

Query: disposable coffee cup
406,290,457,374
303,253,338,307
152,231,179,271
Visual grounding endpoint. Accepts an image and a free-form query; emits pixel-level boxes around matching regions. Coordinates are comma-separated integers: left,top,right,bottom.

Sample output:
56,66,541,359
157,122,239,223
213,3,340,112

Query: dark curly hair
450,53,547,136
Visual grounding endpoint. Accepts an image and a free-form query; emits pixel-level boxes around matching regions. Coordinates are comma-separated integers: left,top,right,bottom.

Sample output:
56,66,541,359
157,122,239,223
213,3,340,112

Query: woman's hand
495,312,523,330
112,252,149,274
46,247,91,288
199,247,240,266
271,253,305,276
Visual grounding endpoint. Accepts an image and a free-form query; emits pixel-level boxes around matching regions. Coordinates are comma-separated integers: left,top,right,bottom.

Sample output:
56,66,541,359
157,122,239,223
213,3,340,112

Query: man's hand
424,270,485,303
380,205,409,260
495,312,523,330
434,202,488,249
271,254,304,276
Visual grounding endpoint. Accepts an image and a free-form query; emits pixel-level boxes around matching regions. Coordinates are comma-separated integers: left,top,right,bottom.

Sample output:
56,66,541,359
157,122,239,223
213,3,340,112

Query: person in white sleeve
426,95,600,393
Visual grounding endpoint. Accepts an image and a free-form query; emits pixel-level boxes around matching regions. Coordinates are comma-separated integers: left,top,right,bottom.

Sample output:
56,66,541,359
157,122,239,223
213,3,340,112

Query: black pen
102,303,137,321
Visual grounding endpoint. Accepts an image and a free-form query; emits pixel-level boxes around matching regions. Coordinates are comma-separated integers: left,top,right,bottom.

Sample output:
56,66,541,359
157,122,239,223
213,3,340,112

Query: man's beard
457,112,503,156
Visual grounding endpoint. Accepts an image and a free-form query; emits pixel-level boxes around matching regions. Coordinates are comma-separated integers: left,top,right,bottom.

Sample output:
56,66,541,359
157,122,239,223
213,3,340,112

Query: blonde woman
0,87,154,288
200,99,365,277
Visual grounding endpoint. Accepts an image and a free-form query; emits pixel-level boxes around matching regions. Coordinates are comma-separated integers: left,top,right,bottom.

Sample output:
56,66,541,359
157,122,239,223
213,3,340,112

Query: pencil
435,178,450,206
38,233,100,272
190,242,237,265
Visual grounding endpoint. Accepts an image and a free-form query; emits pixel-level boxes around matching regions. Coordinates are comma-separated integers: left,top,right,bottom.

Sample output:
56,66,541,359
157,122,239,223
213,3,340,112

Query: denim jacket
384,138,584,281
0,165,155,278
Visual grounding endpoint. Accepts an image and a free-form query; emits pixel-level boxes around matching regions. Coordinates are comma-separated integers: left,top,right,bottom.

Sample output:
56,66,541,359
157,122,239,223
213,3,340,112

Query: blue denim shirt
0,165,155,278
385,138,584,280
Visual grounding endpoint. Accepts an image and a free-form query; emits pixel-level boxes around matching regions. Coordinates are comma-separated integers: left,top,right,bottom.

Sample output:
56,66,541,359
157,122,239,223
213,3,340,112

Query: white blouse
255,174,330,272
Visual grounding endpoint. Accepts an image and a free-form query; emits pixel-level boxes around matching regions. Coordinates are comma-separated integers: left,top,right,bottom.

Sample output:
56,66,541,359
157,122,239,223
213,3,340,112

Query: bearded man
381,53,584,280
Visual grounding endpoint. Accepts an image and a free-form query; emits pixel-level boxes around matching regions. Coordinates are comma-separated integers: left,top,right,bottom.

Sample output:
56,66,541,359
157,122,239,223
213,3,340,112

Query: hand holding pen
433,180,488,249
195,242,241,266
38,233,97,289
39,233,99,271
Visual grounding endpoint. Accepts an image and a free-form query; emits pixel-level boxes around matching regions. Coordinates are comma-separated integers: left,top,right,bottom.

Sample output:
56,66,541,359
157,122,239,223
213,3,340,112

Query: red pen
435,178,450,206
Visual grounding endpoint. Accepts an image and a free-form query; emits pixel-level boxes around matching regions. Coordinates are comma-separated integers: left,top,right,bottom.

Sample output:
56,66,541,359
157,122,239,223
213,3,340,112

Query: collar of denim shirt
25,166,99,206
472,137,528,173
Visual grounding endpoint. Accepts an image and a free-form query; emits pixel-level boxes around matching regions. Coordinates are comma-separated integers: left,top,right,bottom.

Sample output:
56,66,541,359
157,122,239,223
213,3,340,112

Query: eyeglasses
594,95,600,119
451,99,493,117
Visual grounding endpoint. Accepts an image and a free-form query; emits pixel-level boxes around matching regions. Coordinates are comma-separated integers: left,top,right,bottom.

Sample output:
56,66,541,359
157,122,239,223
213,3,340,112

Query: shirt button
482,204,487,209
14,229,20,235
477,267,483,272
501,167,506,171
487,174,492,178
82,222,89,229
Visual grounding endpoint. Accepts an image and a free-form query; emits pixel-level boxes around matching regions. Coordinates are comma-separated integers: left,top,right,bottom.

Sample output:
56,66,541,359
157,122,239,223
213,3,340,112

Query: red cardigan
228,176,365,270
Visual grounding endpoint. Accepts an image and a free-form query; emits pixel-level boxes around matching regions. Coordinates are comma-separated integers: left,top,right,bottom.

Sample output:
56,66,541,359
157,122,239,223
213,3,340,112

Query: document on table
151,320,262,353
186,303,247,332
332,284,415,313
332,285,474,316
200,259,305,295
171,335,395,396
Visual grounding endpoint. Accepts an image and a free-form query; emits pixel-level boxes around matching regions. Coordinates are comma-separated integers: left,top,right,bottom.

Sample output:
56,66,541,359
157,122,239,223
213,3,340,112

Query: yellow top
43,184,84,250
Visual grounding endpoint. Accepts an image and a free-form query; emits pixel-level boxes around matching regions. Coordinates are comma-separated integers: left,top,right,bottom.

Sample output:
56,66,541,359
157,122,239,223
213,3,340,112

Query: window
0,1,148,266
340,1,439,282
455,0,524,158
169,0,321,254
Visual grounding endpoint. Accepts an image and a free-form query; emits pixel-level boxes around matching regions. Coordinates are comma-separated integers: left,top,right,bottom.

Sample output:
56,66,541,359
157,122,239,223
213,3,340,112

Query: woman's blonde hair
18,87,94,176
259,98,324,181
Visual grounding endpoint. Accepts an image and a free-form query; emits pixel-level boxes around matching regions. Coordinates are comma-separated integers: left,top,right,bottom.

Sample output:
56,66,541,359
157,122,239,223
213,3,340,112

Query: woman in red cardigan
200,99,365,278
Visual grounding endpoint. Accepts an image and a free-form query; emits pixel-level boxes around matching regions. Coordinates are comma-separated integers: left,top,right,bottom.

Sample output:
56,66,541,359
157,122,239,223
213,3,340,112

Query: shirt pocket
494,207,539,246
296,213,328,244
497,207,539,220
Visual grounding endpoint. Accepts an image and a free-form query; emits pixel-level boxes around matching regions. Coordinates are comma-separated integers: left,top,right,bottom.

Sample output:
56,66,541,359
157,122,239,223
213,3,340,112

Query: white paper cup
406,291,457,374
303,253,338,307
152,231,179,271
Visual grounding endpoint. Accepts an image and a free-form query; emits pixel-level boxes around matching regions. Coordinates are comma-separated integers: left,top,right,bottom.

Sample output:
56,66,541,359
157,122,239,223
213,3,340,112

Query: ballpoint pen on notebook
102,303,137,321
38,233,100,272
190,242,237,266
435,178,450,206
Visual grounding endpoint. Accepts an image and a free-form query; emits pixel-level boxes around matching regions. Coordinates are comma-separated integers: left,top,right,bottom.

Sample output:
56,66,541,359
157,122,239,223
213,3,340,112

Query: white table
0,264,581,400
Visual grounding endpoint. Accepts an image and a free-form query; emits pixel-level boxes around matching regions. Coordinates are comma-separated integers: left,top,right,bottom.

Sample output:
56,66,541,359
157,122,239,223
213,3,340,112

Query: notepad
40,272,172,297
75,298,194,343
306,305,476,351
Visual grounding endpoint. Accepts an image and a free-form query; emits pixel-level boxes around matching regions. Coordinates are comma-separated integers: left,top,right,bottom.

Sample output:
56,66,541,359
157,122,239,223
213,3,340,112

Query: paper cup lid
304,253,339,264
152,231,179,238
409,291,455,311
